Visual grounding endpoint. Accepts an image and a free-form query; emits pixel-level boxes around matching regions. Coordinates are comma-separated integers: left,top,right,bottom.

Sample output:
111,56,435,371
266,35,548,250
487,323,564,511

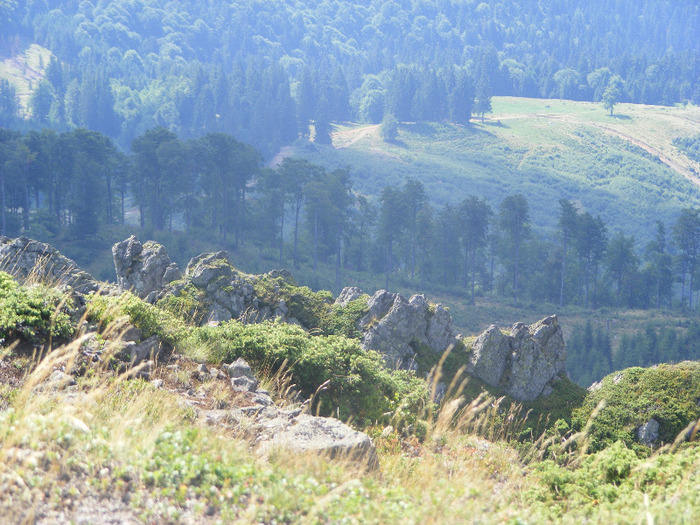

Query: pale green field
0,42,53,114
296,97,700,242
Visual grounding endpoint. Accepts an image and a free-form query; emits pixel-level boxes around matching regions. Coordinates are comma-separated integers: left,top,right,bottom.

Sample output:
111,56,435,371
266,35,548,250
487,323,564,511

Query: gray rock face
638,419,660,445
112,236,180,302
112,238,290,325
181,251,263,324
467,326,510,387
334,286,365,307
359,290,460,369
508,317,567,400
0,236,99,293
467,315,567,401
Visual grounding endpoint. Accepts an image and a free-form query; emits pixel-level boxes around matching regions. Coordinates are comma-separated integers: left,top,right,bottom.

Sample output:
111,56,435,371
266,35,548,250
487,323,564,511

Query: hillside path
496,111,700,187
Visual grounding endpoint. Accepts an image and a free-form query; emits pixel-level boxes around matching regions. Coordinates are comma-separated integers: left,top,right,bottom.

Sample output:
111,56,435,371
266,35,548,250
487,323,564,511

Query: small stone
129,360,153,380
49,370,76,387
151,379,164,388
231,376,257,392
227,358,255,380
69,417,90,434
250,393,273,406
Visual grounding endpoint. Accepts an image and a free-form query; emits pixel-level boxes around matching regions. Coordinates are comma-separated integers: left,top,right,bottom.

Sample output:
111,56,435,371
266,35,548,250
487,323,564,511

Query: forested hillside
1,1,700,389
0,0,698,154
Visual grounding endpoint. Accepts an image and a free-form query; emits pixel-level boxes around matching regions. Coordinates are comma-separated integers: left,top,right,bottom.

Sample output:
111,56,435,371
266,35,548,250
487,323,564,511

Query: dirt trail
267,145,293,168
590,122,700,185
334,125,379,148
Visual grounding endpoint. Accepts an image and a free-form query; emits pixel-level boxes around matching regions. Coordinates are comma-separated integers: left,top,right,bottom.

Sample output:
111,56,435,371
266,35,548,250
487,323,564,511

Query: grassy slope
3,278,700,523
0,41,53,114
293,97,700,242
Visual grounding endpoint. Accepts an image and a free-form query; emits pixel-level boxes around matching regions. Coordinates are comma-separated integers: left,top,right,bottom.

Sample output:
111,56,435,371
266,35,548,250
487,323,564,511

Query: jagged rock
362,290,397,326
0,236,99,293
335,286,365,307
467,326,510,387
507,317,566,400
227,357,255,380
359,290,460,369
187,251,234,287
638,418,660,445
425,304,456,354
240,406,378,469
467,316,566,401
112,236,179,301
227,357,259,391
266,268,295,283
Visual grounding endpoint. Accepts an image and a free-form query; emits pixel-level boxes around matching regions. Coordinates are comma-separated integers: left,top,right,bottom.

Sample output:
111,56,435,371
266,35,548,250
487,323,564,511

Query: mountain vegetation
3,114,700,387
1,242,700,523
1,1,700,520
0,0,698,155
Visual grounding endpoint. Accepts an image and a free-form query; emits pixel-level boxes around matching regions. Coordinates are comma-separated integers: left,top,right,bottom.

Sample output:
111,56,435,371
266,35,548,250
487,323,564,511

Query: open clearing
286,97,700,244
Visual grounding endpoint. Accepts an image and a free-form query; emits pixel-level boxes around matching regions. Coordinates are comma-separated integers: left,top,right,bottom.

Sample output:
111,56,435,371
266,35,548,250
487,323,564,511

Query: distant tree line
567,320,700,387
4,126,700,314
1,0,699,155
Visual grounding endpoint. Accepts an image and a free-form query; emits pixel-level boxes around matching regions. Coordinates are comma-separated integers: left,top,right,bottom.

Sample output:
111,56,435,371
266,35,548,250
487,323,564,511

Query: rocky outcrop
357,289,460,369
202,357,378,469
110,238,567,402
112,236,181,302
0,236,99,293
334,286,365,307
467,315,567,401
112,237,290,325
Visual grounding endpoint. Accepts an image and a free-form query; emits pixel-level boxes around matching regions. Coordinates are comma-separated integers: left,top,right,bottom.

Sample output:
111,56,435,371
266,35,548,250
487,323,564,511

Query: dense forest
0,0,699,155
2,1,700,388
3,125,700,317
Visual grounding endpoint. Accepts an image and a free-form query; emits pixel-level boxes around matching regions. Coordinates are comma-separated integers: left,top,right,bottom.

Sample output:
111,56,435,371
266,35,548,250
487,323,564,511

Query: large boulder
248,407,378,469
112,236,180,302
358,290,460,369
183,251,258,323
467,315,567,401
0,236,99,293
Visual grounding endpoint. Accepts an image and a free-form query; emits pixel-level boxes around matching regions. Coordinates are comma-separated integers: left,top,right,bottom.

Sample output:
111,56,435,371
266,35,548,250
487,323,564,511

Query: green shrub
182,320,427,423
156,283,207,324
0,272,74,345
88,292,190,347
254,275,368,338
572,363,700,453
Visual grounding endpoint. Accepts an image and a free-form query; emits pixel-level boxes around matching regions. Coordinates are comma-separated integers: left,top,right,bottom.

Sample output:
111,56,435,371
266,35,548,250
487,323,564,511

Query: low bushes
0,272,74,345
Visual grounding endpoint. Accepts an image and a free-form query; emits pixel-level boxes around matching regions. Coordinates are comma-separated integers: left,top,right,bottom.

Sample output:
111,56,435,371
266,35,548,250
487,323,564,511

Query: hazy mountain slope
290,97,700,241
